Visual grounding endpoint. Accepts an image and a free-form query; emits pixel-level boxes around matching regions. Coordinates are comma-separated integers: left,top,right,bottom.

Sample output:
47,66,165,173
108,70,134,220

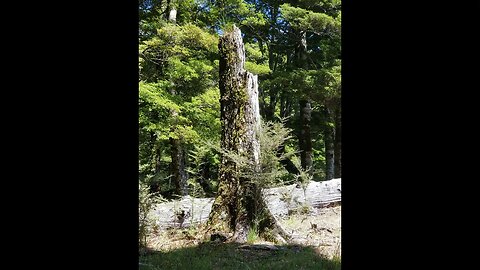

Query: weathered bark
334,106,341,178
299,99,313,175
207,26,261,242
323,107,335,180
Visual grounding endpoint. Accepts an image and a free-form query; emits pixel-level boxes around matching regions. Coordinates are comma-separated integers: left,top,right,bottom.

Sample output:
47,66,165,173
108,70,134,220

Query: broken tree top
218,25,260,164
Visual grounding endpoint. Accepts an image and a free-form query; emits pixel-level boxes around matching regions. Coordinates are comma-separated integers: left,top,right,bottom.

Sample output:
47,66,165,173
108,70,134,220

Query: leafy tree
139,4,221,197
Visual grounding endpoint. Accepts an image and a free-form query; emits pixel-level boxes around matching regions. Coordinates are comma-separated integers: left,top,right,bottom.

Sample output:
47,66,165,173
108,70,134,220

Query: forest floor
278,204,341,258
140,205,341,269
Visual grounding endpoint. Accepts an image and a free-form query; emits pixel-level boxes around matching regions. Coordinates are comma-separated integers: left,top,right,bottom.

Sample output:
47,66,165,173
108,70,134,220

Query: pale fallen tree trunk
150,178,341,230
262,178,341,244
262,178,341,217
150,196,214,229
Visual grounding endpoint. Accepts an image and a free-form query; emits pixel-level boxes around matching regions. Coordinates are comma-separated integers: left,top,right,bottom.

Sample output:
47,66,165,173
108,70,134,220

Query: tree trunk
265,88,277,121
166,6,186,196
323,107,335,180
207,26,261,242
170,137,188,196
197,160,214,197
280,91,293,119
334,105,341,178
168,8,177,23
150,132,162,193
165,0,176,22
299,99,313,175
165,0,171,20
296,31,313,176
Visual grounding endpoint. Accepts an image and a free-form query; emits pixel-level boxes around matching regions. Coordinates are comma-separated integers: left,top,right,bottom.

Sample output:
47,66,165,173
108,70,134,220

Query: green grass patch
139,242,340,270
246,226,259,244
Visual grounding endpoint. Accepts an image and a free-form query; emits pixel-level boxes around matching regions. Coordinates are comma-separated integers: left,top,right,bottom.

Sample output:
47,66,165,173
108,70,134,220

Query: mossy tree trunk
207,25,262,242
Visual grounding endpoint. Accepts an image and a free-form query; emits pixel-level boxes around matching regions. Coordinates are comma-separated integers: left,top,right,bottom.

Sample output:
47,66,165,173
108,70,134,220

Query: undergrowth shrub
139,181,165,251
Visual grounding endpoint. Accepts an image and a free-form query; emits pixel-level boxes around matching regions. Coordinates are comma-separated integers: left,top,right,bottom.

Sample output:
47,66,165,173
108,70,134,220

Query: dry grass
145,223,210,252
142,205,341,263
279,205,341,259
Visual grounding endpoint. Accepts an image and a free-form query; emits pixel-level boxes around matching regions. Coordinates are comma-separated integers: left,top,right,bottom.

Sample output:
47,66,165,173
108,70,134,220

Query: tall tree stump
207,25,261,242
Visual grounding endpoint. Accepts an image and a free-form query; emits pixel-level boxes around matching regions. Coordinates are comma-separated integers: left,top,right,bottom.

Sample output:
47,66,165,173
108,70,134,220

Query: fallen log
150,196,214,229
262,178,341,217
150,178,341,229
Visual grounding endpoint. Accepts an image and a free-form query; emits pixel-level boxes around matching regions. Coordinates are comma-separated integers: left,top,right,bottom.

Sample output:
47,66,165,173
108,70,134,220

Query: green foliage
187,142,220,196
244,42,265,62
246,224,259,244
139,17,221,196
242,10,267,28
245,61,271,75
184,87,221,141
140,23,218,84
244,41,270,75
139,82,179,114
221,119,294,188
291,155,314,188
257,121,294,184
280,4,337,33
139,81,199,143
210,0,265,29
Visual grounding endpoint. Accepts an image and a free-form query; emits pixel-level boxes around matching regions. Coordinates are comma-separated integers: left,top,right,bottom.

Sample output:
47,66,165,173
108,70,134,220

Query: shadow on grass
139,242,340,270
